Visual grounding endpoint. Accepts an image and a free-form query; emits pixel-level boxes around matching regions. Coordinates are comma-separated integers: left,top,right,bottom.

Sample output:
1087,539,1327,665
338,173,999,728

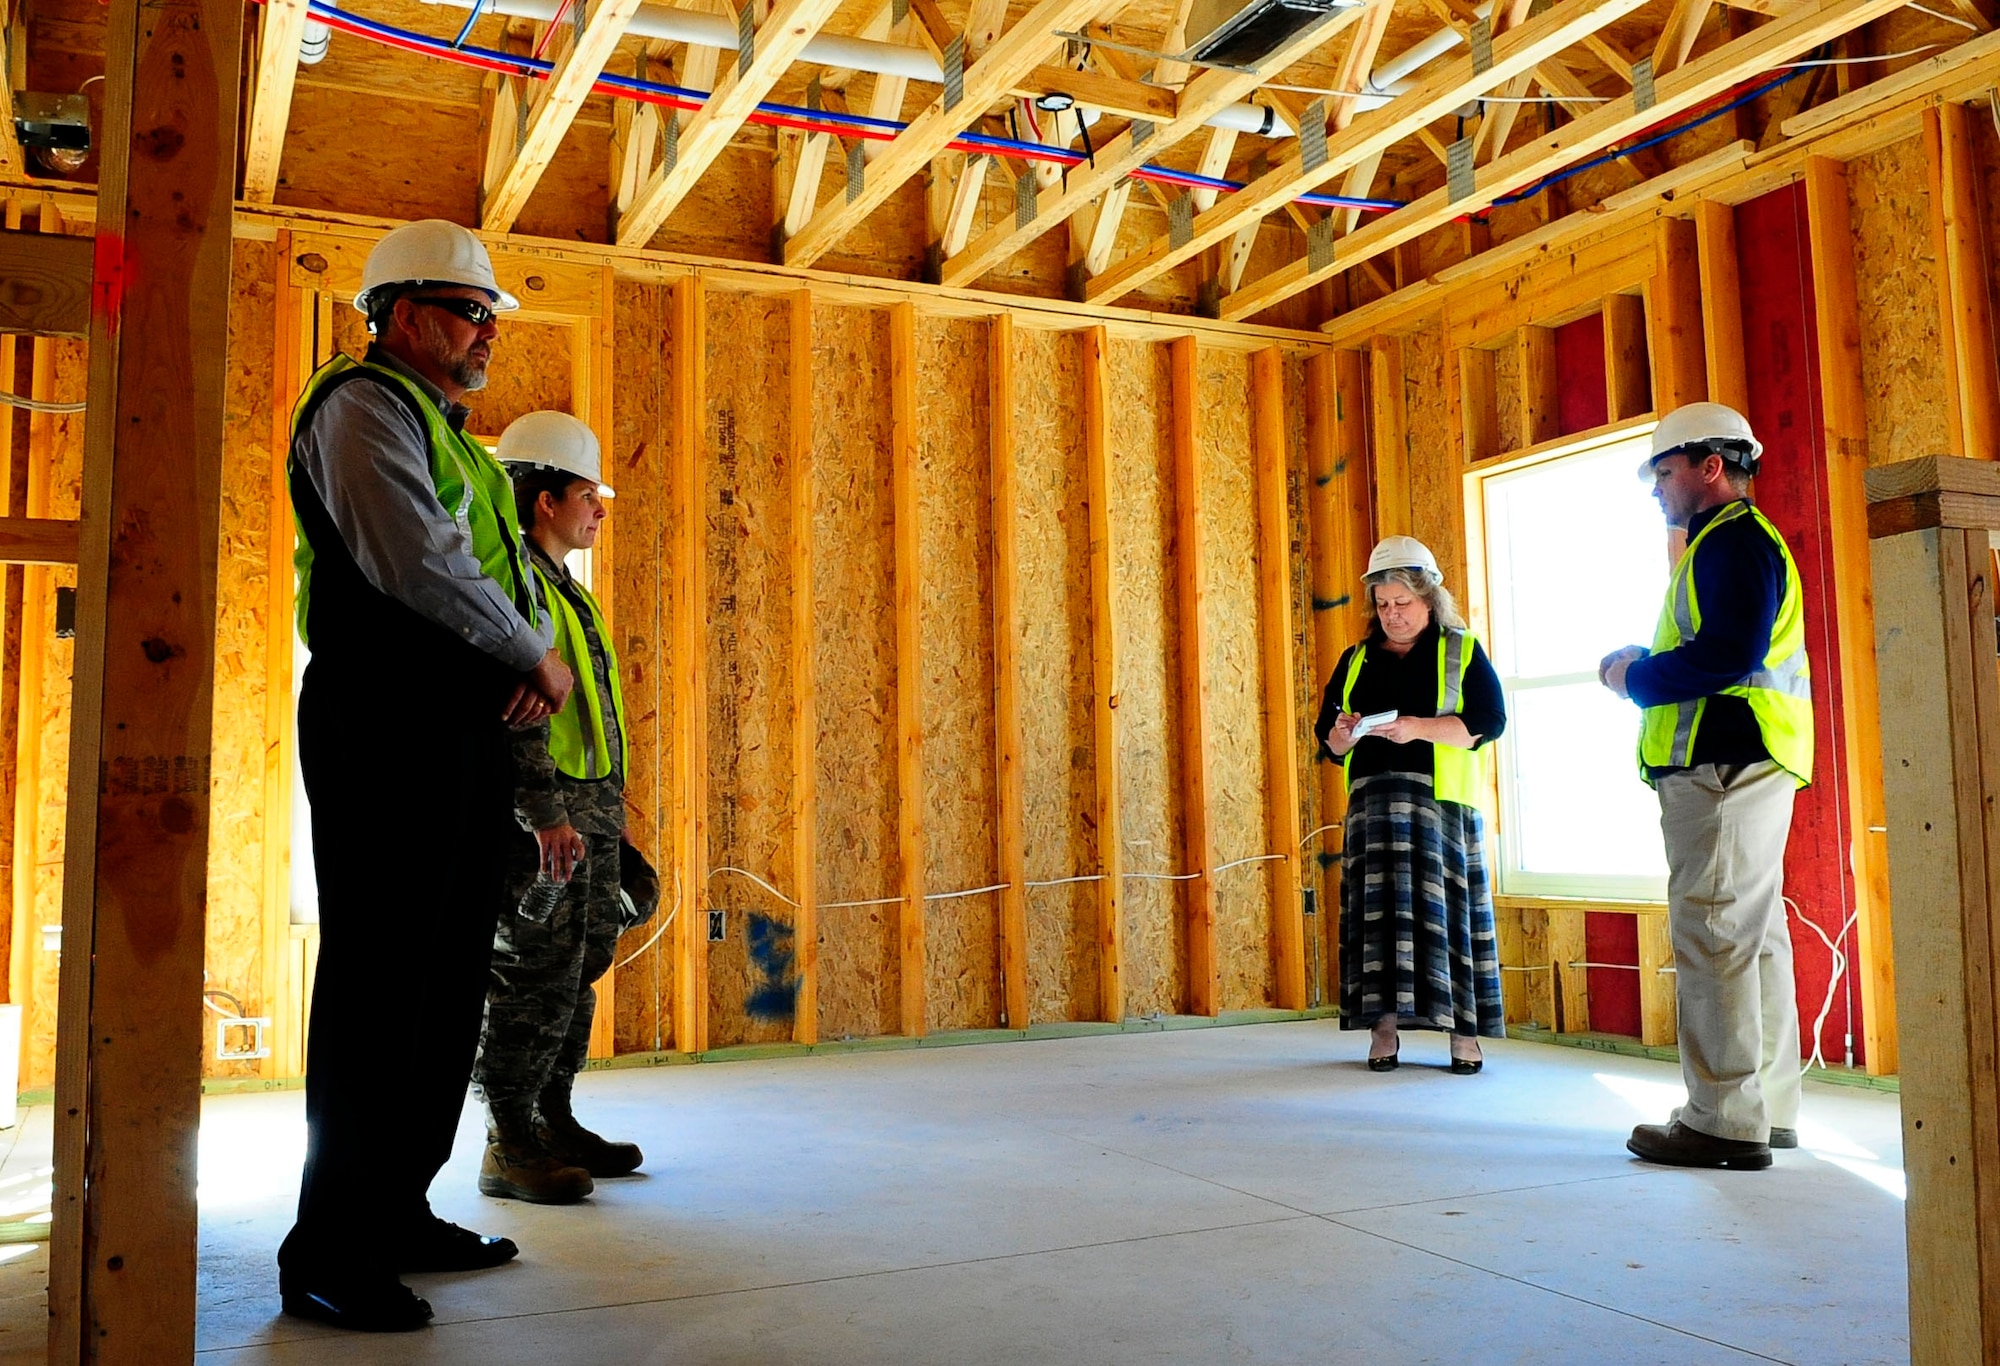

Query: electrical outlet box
1302,887,1318,917
708,909,726,942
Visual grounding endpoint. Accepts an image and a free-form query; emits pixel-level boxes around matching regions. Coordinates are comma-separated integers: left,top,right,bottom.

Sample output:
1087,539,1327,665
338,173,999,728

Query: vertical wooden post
1368,336,1408,539
1547,906,1588,1033
1803,155,1896,1075
1256,350,1304,1016
1648,216,1706,414
1635,912,1678,1046
263,234,304,1080
1602,293,1653,421
0,202,15,1062
1866,456,2000,1366
671,276,710,1055
48,0,241,1349
1516,326,1558,450
889,301,927,1037
1694,199,1749,416
1169,336,1218,1017
1252,348,1305,1010
989,313,1029,1029
578,291,619,1063
789,290,819,1045
1926,103,2000,463
1083,325,1123,1022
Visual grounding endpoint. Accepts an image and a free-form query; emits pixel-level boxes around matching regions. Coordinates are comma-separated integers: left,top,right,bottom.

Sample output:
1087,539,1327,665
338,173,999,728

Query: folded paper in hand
1351,710,1398,740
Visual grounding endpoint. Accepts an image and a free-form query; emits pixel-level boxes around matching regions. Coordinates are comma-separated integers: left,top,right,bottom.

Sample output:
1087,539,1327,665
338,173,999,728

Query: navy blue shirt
1625,498,1784,775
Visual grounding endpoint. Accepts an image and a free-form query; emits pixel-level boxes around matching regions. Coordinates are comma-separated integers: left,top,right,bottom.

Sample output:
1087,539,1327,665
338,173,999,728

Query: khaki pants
1656,760,1802,1143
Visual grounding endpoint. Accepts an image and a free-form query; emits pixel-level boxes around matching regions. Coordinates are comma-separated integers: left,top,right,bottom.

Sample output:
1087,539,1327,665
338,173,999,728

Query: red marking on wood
92,231,126,338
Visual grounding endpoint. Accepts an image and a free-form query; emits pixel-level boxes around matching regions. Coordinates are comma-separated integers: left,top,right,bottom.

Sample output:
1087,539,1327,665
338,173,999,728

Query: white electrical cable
0,392,87,414
1785,894,1858,1071
1024,873,1104,888
1780,43,1948,67
1907,0,1980,28
1301,822,1342,844
614,865,681,971
1266,80,1607,103
711,864,799,906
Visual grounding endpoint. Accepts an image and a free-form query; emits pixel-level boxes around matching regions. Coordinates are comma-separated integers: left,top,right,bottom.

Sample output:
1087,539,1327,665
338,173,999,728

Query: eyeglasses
404,295,498,327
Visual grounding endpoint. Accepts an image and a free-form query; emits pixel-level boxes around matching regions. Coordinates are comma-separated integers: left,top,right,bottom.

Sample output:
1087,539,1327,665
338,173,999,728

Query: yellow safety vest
534,559,628,782
1338,628,1492,813
1637,500,1813,788
291,354,536,645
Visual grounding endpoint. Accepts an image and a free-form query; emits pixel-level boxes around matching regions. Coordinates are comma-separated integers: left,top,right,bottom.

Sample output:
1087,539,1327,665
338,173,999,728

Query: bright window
1481,432,1670,901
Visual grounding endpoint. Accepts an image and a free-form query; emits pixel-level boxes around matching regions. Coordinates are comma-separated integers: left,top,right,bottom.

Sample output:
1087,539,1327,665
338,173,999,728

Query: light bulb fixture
1033,91,1077,112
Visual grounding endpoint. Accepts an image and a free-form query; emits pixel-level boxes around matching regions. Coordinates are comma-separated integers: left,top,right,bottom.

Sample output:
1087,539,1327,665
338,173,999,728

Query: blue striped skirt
1339,770,1504,1037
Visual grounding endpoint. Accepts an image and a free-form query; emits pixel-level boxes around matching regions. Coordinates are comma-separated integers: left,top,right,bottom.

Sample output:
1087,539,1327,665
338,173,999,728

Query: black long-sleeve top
1314,622,1507,784
1624,499,1783,776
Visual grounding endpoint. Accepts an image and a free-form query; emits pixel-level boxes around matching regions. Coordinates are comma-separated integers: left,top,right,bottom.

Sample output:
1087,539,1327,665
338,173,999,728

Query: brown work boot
480,1103,594,1204
537,1078,644,1178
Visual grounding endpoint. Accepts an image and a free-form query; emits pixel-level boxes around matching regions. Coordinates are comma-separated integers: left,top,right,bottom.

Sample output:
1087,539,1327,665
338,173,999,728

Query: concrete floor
0,1021,1908,1364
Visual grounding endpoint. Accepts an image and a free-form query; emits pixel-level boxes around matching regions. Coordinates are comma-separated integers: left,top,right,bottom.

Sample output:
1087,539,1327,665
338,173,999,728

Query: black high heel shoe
1367,1050,1400,1072
1448,1041,1484,1075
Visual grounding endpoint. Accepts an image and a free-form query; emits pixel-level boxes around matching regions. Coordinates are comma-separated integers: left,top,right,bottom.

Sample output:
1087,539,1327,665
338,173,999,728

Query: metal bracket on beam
1633,56,1656,115
1167,192,1194,249
944,35,965,111
847,141,866,202
1447,135,1476,202
1299,100,1327,174
1017,165,1039,228
737,1,756,73
1306,215,1336,273
1470,18,1493,76
665,111,680,173
1130,117,1154,149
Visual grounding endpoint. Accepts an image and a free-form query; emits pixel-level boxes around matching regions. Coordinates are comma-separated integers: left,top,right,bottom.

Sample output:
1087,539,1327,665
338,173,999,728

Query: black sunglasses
404,295,498,327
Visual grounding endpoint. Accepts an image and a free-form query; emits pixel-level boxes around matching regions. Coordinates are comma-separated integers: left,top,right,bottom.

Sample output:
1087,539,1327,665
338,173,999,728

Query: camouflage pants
472,827,623,1108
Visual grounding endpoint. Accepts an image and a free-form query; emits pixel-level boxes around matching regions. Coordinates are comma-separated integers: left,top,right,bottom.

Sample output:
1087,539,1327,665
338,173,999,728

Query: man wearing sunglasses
281,218,576,1332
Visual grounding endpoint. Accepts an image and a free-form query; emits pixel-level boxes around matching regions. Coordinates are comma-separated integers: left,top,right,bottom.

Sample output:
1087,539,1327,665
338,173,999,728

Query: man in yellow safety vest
1600,401,1813,1174
282,220,575,1332
474,410,656,1205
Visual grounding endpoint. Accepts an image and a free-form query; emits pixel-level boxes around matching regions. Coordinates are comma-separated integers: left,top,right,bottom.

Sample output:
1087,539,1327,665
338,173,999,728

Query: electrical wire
1785,894,1858,1071
0,391,87,414
1779,43,1948,67
614,865,680,971
1907,0,1981,28
1266,80,1608,103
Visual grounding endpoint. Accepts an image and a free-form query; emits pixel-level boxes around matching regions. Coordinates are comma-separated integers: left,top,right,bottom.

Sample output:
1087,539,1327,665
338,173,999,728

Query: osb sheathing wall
0,227,1340,1086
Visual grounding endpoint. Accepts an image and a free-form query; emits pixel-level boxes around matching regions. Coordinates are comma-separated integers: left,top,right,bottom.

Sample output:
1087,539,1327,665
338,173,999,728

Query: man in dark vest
280,219,575,1331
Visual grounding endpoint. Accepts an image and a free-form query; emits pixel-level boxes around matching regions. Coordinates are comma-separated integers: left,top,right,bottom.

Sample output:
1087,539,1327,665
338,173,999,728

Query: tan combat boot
536,1077,643,1178
480,1103,594,1204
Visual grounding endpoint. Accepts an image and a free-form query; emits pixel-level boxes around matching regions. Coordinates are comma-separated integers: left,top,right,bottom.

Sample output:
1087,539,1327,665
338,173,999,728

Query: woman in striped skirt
1315,536,1507,1074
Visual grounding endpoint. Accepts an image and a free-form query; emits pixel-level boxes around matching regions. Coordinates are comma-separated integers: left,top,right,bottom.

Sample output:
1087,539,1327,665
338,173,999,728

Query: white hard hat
1642,401,1763,479
496,411,614,497
353,219,520,316
1365,535,1440,582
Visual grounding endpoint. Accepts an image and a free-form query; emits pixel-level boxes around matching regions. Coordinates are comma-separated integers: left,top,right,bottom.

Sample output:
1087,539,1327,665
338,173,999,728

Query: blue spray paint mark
1312,593,1350,612
745,912,799,1020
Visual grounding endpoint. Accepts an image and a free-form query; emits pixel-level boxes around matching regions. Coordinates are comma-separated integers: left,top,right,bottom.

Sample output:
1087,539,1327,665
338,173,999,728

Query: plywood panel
1849,135,1950,467
204,239,278,1080
914,315,1000,1032
812,303,900,1041
1013,329,1098,1023
1402,322,1464,594
609,279,676,1054
705,291,800,1047
1197,347,1275,1010
1107,339,1184,1016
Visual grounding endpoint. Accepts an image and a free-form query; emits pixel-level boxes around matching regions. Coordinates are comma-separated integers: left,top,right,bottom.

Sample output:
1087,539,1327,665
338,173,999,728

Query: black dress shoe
399,1218,520,1273
1627,1120,1771,1171
1768,1127,1798,1149
1448,1056,1484,1075
1366,1051,1399,1072
280,1276,433,1332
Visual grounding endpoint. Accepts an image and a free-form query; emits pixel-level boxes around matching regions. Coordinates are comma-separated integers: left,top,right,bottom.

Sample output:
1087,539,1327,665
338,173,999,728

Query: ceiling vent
1182,0,1344,70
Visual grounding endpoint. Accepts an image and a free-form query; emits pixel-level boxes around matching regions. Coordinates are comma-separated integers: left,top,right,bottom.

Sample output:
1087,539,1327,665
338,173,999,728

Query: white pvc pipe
1350,0,1496,110
415,0,1289,136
